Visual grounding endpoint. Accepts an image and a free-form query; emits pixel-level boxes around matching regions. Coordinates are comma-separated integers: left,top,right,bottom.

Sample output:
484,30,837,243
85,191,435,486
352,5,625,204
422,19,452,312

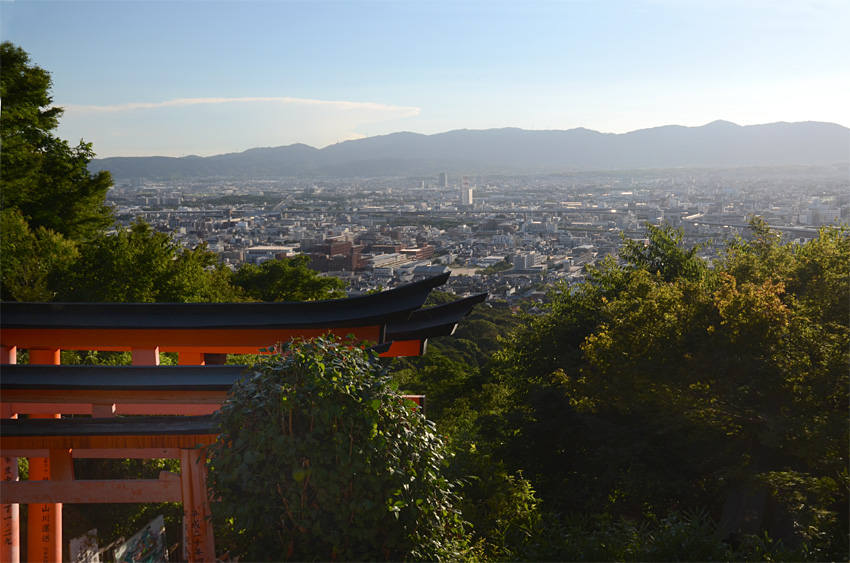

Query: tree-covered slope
392,219,849,561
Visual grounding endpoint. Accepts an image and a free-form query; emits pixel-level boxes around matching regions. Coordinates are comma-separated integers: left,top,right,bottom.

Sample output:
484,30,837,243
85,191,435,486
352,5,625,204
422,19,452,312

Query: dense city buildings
107,166,849,303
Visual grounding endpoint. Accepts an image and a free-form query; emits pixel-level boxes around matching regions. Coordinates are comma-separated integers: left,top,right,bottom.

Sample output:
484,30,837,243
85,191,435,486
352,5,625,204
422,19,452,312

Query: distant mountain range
90,121,850,179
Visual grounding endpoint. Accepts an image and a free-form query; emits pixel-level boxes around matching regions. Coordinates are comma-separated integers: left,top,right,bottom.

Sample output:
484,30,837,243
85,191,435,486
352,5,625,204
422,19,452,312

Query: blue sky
2,0,848,157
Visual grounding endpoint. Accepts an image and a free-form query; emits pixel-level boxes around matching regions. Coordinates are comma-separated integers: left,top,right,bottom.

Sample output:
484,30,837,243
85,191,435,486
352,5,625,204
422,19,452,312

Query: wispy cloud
59,96,422,156
64,96,421,116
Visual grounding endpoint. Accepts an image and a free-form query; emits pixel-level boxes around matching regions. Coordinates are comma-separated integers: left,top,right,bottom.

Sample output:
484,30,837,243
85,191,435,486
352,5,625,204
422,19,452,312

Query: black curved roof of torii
2,415,216,437
1,364,247,391
385,293,488,341
0,273,452,330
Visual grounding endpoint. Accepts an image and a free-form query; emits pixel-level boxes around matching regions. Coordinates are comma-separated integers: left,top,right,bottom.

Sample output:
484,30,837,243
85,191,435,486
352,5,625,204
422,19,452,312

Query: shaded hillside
90,121,850,179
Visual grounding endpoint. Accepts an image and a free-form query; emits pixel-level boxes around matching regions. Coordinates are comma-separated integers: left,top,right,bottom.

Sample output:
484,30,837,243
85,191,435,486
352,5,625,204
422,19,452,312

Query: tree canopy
389,220,848,560
1,41,113,241
484,220,848,558
0,208,78,301
231,255,345,302
57,220,240,303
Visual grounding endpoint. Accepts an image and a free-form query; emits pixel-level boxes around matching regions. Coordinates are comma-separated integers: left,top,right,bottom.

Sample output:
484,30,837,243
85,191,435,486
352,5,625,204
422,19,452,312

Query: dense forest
395,219,848,560
2,41,848,561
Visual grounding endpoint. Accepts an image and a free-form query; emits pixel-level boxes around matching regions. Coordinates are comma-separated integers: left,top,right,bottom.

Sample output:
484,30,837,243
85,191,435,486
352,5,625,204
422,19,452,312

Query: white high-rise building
461,187,474,206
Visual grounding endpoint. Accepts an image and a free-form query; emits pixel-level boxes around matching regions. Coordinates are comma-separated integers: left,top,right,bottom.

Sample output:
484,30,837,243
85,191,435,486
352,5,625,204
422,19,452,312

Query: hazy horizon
91,120,849,162
3,0,848,159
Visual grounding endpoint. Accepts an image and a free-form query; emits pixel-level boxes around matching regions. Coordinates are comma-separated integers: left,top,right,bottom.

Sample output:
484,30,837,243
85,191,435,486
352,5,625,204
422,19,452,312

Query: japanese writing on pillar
40,505,51,562
40,458,51,563
2,456,16,549
190,509,203,561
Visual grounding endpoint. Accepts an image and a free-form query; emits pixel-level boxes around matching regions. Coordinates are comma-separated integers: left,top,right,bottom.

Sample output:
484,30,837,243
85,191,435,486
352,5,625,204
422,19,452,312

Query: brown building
313,240,353,256
308,241,368,272
401,245,435,260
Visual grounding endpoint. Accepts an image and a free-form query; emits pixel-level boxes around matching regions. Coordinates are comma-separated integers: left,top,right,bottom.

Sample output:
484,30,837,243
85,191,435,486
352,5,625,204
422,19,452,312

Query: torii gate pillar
177,351,215,562
1,344,20,563
27,349,61,563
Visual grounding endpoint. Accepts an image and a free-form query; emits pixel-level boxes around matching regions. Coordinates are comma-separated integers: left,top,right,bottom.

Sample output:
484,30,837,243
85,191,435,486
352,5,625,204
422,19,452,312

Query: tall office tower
461,186,474,206
461,175,473,206
439,172,448,188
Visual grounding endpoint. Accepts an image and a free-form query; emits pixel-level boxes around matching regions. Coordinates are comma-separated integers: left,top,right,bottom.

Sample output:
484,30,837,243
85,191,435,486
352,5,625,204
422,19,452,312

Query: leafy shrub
207,337,468,561
499,508,803,562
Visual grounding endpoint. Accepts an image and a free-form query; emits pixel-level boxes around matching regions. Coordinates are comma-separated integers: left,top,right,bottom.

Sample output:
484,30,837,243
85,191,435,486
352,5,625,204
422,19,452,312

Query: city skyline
2,0,848,158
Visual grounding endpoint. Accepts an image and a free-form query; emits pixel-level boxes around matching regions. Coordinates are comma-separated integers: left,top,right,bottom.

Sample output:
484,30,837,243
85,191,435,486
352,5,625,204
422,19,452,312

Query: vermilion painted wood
381,339,425,357
0,440,20,563
179,352,205,365
180,449,195,561
26,449,56,563
26,348,60,563
2,448,181,459
6,404,93,415
193,450,216,561
0,405,19,562
1,475,183,504
2,326,382,352
181,448,215,562
405,395,425,408
0,350,19,563
48,450,74,483
0,346,16,364
27,349,60,365
91,403,116,417
132,347,160,366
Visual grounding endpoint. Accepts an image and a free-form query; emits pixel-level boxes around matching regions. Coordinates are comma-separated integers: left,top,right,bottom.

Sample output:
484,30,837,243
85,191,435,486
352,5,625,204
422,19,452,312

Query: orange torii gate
0,274,486,562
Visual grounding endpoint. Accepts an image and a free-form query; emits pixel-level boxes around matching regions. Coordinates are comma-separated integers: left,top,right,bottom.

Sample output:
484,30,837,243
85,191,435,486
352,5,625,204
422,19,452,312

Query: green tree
231,255,345,301
487,219,848,556
207,337,468,561
59,219,239,303
1,41,113,241
619,222,709,283
0,208,77,301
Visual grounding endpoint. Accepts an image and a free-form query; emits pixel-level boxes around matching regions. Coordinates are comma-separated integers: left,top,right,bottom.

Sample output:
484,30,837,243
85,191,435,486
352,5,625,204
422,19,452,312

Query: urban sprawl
108,167,849,304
